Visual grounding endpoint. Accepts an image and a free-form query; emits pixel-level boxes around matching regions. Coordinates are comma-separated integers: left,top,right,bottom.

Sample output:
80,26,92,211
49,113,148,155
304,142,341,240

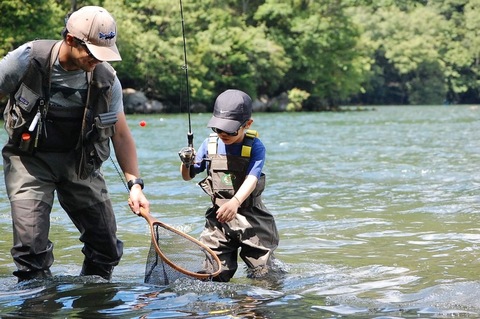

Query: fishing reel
178,146,196,167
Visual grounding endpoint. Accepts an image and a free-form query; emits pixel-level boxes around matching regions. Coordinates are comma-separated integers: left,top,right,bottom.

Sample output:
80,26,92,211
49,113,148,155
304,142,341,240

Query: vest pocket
75,139,111,179
75,112,117,179
14,83,39,113
4,83,41,144
85,112,117,143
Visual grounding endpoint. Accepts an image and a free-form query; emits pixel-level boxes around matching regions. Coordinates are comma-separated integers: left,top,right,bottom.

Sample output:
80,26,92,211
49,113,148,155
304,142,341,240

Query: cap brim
86,42,122,62
207,115,242,133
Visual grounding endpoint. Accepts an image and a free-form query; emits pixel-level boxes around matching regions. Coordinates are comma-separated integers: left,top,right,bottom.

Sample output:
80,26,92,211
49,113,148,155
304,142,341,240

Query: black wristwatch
127,178,144,190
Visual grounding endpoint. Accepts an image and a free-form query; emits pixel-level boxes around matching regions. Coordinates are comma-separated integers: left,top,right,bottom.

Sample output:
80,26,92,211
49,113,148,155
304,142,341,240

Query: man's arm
0,43,31,97
111,111,149,215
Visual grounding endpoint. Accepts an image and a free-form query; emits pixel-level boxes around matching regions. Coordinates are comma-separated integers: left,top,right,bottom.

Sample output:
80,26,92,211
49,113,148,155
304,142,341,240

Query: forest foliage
1,0,480,111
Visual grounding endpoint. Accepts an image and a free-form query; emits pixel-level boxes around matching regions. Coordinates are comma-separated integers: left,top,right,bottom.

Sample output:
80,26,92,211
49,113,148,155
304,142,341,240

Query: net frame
140,208,221,283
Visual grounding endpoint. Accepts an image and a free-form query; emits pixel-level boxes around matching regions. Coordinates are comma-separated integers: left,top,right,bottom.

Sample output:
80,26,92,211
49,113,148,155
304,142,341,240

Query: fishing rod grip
187,131,194,147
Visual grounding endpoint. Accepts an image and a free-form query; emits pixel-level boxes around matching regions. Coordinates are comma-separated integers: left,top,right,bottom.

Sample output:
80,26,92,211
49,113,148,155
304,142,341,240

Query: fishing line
110,155,129,192
112,1,193,189
179,0,193,148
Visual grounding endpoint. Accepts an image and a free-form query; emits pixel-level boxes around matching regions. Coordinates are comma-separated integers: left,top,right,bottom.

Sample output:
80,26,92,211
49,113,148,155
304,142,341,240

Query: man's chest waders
3,40,123,281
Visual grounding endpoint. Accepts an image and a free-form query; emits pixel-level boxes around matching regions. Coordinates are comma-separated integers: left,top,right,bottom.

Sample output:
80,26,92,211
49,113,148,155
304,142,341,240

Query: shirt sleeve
247,138,266,179
110,75,123,113
192,137,209,175
0,42,31,95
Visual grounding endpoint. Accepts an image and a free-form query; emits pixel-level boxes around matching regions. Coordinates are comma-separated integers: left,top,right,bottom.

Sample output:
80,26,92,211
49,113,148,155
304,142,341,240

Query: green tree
351,4,450,104
107,0,289,109
105,0,183,105
453,0,480,102
255,0,370,109
4,0,480,108
0,0,64,57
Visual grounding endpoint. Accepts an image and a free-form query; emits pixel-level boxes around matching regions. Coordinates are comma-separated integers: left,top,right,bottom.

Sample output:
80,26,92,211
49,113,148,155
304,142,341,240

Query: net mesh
144,223,220,285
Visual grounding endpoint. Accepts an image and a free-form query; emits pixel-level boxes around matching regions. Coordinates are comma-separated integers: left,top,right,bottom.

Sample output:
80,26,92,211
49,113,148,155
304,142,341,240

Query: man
0,6,149,282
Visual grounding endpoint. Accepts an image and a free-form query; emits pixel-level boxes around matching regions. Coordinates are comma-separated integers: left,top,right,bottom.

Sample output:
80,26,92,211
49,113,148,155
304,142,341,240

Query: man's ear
245,119,254,128
64,33,76,46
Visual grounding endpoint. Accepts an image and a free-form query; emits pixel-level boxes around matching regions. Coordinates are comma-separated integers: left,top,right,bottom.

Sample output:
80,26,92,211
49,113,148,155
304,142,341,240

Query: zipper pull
28,111,41,132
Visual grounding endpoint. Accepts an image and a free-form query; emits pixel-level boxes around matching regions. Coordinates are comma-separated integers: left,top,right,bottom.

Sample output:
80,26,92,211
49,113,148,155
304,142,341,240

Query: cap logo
99,31,116,40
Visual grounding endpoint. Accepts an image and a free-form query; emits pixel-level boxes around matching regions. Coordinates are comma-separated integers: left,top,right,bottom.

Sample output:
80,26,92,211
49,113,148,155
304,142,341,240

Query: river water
1,105,480,318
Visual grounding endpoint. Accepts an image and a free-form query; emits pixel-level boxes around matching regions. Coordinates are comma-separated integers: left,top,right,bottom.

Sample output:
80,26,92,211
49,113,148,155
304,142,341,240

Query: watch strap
127,178,144,190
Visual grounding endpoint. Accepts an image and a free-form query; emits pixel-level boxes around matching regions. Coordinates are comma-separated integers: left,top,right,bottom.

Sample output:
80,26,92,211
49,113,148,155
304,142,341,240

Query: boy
179,89,279,282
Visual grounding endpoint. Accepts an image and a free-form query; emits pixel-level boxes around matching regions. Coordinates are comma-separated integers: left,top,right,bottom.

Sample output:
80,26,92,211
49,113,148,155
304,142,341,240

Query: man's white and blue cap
66,6,121,61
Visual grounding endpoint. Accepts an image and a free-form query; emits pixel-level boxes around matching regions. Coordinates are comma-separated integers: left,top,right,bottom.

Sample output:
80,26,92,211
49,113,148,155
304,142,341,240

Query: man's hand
128,186,149,216
178,146,196,167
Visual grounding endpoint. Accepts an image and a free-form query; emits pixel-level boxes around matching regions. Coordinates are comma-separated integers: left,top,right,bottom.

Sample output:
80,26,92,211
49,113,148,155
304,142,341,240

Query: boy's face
217,126,246,145
214,119,253,145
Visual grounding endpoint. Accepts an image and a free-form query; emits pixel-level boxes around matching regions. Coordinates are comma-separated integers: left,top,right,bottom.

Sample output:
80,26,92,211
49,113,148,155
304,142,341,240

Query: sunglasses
212,122,247,136
74,38,100,61
211,127,240,136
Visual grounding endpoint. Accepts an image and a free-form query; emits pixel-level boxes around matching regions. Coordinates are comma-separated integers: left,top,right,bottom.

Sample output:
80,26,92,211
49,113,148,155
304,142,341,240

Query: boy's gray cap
207,89,252,133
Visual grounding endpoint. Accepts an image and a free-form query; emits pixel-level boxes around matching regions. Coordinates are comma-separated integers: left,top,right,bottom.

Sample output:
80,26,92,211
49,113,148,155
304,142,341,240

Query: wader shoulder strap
207,133,218,155
31,40,60,67
207,130,259,157
45,41,62,102
241,129,258,157
78,71,93,149
19,40,62,102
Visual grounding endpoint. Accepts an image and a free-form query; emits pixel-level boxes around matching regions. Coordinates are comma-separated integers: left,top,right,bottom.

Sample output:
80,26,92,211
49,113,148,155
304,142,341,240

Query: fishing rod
177,0,196,175
179,0,193,148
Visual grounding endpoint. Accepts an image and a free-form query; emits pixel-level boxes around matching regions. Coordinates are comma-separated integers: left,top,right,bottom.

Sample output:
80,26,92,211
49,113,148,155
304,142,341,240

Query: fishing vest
3,40,117,179
199,130,267,208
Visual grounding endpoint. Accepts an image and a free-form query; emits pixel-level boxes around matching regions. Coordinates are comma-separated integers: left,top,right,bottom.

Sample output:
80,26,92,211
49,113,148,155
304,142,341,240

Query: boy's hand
216,198,241,223
178,147,196,167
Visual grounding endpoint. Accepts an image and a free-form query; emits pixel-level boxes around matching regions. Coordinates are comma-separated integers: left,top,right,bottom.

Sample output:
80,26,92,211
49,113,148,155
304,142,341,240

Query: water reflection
2,277,123,318
1,276,290,318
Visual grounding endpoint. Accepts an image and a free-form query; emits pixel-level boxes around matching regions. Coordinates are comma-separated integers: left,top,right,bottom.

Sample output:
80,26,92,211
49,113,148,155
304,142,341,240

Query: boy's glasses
212,127,240,136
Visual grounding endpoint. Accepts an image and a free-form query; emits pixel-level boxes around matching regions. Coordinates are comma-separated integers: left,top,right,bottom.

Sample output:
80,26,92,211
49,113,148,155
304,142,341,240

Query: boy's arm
232,175,258,205
180,162,195,181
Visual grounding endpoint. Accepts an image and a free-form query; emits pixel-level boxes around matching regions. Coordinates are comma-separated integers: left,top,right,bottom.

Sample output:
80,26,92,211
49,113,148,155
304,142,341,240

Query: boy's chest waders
199,130,266,208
